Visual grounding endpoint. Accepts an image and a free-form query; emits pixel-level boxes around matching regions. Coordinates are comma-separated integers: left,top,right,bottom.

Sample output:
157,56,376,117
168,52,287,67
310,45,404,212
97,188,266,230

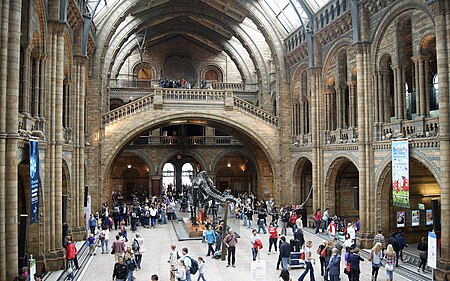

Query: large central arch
101,112,279,203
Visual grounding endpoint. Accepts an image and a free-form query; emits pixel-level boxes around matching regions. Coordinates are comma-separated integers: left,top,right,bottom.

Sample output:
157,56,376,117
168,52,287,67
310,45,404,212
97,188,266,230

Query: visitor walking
205,225,216,257
133,233,145,269
370,242,383,281
314,209,322,234
112,256,127,281
268,222,278,254
417,237,428,273
298,241,316,281
384,244,397,281
327,248,341,281
349,248,364,281
250,229,262,261
224,228,238,267
197,257,206,281
279,236,291,270
99,226,109,254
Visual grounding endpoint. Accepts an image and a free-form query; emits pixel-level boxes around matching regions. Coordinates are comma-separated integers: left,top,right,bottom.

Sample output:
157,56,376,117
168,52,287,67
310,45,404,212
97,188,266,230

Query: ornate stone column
347,81,357,127
20,43,33,116
33,56,41,117
335,87,342,129
309,66,323,212
432,1,450,280
0,0,10,278
5,0,22,279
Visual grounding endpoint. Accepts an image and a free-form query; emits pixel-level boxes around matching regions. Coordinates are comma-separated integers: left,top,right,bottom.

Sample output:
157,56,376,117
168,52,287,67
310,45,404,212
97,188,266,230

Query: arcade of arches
1,0,450,280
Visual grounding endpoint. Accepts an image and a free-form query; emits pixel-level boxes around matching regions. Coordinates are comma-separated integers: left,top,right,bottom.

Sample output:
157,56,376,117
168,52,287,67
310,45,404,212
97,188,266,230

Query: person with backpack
99,226,109,254
133,233,145,269
182,247,198,281
112,256,127,281
317,241,327,277
387,232,400,267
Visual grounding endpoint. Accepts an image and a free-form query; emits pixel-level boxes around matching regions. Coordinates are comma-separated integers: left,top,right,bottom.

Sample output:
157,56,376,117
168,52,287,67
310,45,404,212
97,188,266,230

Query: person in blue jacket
204,225,216,256
327,248,341,281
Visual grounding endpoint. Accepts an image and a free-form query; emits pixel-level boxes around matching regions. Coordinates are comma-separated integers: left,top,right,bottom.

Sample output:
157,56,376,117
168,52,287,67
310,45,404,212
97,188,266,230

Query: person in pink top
268,222,279,254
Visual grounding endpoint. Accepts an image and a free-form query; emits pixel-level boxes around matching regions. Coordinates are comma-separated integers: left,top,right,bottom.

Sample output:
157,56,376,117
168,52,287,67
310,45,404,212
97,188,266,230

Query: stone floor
80,215,414,281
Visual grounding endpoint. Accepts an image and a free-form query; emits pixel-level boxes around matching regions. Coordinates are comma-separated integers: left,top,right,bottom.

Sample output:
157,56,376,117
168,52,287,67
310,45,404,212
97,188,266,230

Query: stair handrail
233,97,278,127
102,94,155,125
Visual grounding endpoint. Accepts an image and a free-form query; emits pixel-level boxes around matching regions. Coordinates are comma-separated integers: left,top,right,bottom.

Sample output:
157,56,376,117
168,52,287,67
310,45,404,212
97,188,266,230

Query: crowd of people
45,187,432,281
159,78,192,89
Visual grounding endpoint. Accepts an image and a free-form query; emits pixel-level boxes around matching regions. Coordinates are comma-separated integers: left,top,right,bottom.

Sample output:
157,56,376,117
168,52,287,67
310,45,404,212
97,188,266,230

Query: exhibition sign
392,141,410,208
29,140,40,224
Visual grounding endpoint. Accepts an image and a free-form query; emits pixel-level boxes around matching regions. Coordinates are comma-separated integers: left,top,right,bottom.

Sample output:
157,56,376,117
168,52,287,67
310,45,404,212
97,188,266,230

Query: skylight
261,0,329,34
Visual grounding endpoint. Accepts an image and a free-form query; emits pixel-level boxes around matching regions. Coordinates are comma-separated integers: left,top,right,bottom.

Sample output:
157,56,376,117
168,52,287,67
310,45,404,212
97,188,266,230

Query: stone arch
102,114,278,203
419,33,436,54
375,152,440,239
122,149,156,175
324,155,359,215
290,65,308,100
201,64,223,82
36,0,47,51
375,148,441,189
322,37,352,80
132,61,156,80
157,150,208,176
371,0,435,67
210,148,258,175
292,155,313,211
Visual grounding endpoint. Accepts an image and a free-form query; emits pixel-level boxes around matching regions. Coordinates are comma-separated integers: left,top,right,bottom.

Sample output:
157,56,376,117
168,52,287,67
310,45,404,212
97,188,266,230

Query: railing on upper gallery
103,89,278,127
128,136,242,146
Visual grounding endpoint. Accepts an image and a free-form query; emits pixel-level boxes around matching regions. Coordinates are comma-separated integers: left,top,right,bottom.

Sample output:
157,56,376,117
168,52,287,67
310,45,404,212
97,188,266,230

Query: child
198,257,206,281
88,233,96,256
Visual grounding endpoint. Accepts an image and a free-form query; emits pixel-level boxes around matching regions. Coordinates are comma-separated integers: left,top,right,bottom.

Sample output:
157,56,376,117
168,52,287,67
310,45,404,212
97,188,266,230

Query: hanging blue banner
29,140,40,224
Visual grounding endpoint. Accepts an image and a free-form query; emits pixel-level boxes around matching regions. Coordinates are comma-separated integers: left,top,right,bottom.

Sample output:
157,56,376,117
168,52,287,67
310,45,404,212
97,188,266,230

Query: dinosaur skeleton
190,171,238,223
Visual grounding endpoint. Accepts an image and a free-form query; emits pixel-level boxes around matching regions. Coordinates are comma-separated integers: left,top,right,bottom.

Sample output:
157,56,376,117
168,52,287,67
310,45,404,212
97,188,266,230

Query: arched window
137,67,152,80
181,163,194,186
162,163,175,189
430,74,439,112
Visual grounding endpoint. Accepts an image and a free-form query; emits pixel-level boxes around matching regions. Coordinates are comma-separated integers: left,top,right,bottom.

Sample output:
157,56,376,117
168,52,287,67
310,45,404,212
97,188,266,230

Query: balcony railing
128,136,242,146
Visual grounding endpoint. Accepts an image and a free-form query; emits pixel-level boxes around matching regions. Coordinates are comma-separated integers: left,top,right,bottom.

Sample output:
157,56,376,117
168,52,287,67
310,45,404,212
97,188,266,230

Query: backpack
189,257,199,274
99,231,105,241
132,239,140,251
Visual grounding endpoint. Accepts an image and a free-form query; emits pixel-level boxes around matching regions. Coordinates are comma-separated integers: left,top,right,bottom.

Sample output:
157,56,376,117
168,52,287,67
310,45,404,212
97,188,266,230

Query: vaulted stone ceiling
93,0,328,83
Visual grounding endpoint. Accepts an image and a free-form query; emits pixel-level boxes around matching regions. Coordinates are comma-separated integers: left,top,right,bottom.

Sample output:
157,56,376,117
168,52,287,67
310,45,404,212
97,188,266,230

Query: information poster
411,210,420,226
396,211,405,228
428,231,437,269
392,141,410,208
29,140,40,224
251,260,266,281
426,209,433,226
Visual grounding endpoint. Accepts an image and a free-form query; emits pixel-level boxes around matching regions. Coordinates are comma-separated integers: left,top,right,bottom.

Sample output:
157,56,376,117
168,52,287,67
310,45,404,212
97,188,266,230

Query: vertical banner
428,231,437,269
29,140,40,224
392,140,410,208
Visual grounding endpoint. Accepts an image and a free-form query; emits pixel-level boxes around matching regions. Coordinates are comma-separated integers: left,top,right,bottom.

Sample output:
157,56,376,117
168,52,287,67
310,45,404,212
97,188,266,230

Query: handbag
385,263,394,271
344,262,351,274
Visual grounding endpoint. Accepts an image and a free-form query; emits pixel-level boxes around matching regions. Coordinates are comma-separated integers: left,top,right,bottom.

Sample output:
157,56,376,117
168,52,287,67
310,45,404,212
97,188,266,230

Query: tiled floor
81,214,413,281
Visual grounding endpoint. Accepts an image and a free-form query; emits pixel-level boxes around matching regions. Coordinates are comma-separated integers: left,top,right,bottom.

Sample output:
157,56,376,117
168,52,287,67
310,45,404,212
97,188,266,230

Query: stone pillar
347,81,357,127
433,2,450,280
309,67,323,212
33,57,41,117
355,43,376,247
54,27,65,253
335,87,342,129
5,0,22,279
0,0,10,278
21,43,33,115
38,55,45,118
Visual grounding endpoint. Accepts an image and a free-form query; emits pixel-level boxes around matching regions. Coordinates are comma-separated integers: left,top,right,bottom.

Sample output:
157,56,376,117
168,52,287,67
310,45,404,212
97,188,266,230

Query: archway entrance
110,152,150,201
293,158,313,213
379,159,440,243
327,158,359,221
213,153,255,197
104,119,275,205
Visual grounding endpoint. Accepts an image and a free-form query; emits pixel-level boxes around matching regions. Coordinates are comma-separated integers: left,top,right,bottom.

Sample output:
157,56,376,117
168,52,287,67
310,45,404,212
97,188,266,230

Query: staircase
102,89,278,127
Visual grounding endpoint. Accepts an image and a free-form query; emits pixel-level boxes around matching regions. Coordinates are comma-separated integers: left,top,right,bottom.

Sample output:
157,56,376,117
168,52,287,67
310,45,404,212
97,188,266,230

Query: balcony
127,136,243,147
